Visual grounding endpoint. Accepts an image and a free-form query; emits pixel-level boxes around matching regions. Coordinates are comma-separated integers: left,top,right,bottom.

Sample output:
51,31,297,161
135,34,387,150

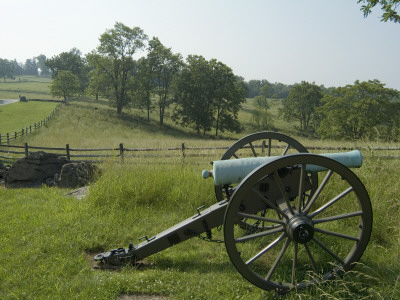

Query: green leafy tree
133,57,154,121
45,48,89,93
252,95,271,130
50,70,80,101
23,58,38,76
0,58,15,82
358,0,400,23
87,23,148,114
174,55,214,134
317,80,400,140
281,81,323,131
209,59,245,136
174,55,244,136
35,54,50,76
147,37,182,127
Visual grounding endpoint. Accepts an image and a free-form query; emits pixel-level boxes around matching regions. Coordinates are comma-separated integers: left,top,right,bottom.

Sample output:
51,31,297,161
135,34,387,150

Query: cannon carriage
95,132,372,295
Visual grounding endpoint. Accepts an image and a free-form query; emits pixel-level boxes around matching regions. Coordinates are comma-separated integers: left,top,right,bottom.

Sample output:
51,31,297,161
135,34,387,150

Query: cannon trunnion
94,132,372,295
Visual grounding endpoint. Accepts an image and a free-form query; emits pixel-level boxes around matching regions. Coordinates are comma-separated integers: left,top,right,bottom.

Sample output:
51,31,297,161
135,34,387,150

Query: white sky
0,0,399,90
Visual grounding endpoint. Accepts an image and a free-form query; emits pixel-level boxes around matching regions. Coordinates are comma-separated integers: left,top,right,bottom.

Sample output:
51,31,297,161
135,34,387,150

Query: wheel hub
286,215,314,243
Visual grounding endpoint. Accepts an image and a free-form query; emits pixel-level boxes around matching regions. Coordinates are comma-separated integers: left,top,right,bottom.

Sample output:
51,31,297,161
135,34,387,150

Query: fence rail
1,142,400,165
0,103,61,145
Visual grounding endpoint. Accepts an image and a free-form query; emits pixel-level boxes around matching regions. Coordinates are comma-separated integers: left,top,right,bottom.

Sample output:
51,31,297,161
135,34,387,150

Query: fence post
119,143,124,162
15,131,17,140
66,144,71,161
261,140,266,155
181,143,186,157
7,133,9,144
30,125,32,133
24,143,29,157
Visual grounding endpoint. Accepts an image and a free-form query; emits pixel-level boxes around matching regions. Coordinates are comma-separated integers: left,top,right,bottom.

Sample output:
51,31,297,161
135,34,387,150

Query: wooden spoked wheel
223,154,372,294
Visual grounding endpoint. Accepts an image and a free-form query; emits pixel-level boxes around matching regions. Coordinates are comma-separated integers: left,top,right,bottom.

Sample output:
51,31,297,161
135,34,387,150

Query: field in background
0,75,53,100
0,101,59,134
1,76,400,299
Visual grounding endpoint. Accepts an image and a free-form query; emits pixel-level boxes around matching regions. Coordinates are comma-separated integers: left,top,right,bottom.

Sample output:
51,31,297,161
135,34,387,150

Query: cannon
94,132,372,295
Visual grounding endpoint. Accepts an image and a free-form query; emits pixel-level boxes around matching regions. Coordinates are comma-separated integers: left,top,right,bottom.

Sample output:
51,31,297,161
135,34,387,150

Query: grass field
1,77,400,299
0,75,53,100
0,101,60,134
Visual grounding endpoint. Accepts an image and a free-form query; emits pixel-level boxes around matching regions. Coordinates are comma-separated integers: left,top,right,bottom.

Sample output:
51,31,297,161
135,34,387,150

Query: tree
45,48,89,93
358,0,400,23
252,95,271,130
147,37,182,127
133,57,154,121
23,58,38,76
0,58,15,82
281,81,323,132
174,55,214,134
317,80,400,140
87,23,148,114
35,54,50,76
209,59,245,136
50,70,80,101
174,55,245,136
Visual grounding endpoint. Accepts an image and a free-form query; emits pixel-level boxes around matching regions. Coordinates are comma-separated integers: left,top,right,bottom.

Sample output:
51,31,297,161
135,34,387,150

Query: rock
5,152,69,188
57,162,100,188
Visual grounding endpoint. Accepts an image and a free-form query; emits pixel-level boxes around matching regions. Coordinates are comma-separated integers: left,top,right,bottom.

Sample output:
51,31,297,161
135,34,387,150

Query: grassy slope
0,101,59,134
1,78,400,299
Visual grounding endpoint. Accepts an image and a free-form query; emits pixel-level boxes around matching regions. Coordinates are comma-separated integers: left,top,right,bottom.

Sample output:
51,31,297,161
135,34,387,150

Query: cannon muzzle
202,150,363,185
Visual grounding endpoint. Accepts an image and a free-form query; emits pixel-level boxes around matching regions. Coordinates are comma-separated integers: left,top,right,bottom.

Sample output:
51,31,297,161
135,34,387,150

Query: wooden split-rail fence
1,142,400,165
0,103,61,145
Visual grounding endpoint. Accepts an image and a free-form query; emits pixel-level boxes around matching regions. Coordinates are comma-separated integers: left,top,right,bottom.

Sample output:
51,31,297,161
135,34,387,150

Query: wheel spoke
235,226,284,243
249,142,257,157
282,144,290,155
314,228,359,242
313,211,363,224
237,212,285,225
266,238,291,281
274,171,295,215
292,242,298,287
304,243,318,273
245,233,286,265
303,170,333,214
268,139,271,156
297,164,306,213
233,153,239,159
309,187,353,218
251,188,289,219
312,237,344,265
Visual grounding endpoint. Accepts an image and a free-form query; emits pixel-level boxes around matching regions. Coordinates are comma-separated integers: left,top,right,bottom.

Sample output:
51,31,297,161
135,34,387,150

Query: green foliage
147,37,182,127
87,23,148,114
45,48,89,92
281,81,323,132
50,70,80,101
0,58,15,82
251,95,272,130
358,0,400,23
317,80,400,140
174,55,245,136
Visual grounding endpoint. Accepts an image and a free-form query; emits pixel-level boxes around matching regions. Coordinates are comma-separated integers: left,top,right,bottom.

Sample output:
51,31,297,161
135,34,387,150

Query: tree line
280,80,400,141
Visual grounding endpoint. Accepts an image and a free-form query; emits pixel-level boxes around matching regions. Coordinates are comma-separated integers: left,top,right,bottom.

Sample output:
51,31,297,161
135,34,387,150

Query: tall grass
1,156,400,299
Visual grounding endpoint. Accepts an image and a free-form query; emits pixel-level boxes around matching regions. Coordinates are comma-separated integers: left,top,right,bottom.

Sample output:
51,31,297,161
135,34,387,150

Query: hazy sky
1,0,399,89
